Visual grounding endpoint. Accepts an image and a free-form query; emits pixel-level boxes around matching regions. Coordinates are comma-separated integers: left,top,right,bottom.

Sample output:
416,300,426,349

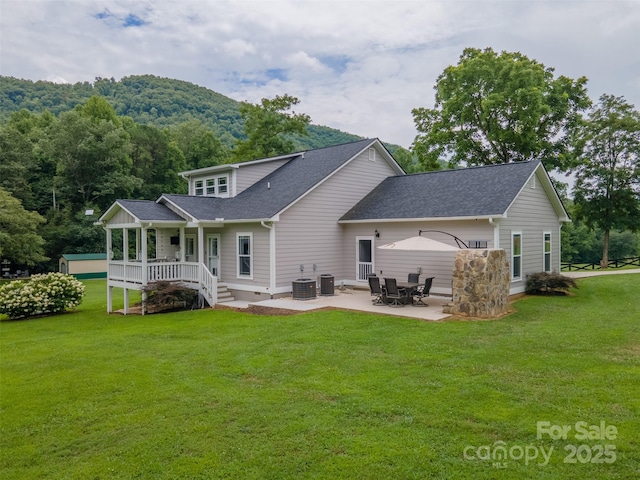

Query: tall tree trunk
600,229,610,268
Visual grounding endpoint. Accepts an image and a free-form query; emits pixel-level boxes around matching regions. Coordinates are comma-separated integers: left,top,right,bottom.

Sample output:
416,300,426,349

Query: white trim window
193,174,230,197
194,179,204,196
512,232,522,281
543,232,552,273
237,233,253,279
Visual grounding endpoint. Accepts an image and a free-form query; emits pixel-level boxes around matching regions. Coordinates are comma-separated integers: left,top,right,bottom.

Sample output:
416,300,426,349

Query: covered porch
99,200,219,314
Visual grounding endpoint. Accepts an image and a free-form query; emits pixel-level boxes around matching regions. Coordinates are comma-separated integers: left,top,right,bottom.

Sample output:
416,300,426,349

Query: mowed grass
1,276,639,479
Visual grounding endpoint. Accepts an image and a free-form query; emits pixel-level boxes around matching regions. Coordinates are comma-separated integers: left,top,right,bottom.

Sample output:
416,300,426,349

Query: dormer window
218,176,228,194
193,174,230,197
194,180,204,196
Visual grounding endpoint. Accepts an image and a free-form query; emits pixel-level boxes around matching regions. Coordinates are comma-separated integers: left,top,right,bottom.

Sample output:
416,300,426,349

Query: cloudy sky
1,0,639,148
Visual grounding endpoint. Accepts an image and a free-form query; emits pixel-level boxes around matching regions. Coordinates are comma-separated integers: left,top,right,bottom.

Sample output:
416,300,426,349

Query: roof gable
163,139,403,221
99,199,185,224
340,160,558,221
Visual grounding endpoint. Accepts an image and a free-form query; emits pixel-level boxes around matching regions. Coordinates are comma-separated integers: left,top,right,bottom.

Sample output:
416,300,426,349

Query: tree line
1,47,639,272
1,91,348,272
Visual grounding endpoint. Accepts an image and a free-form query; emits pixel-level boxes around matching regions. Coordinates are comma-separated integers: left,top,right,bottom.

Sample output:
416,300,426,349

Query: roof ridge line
400,159,539,178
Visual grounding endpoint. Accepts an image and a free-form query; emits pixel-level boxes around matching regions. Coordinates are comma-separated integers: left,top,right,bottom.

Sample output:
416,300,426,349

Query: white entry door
207,234,220,277
356,237,374,281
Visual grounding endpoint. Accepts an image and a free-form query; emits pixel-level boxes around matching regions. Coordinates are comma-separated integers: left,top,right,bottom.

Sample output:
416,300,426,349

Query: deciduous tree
47,108,138,212
411,47,590,170
232,94,310,161
0,188,48,266
573,94,640,267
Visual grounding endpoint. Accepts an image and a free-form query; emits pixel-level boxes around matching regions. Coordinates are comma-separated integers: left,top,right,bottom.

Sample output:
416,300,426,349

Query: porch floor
223,287,453,321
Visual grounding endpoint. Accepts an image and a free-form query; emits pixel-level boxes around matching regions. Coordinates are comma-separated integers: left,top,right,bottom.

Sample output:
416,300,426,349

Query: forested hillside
0,75,363,150
0,75,413,273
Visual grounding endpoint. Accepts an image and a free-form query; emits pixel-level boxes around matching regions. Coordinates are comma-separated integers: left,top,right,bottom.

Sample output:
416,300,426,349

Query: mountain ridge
0,74,401,152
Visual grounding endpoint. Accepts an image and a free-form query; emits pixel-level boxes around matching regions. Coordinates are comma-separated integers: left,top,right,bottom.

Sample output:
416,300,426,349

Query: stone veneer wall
443,249,510,318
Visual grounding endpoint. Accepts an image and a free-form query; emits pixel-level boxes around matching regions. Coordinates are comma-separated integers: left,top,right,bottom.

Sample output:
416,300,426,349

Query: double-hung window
194,180,204,196
237,233,252,278
217,176,228,194
512,232,522,281
543,232,552,273
206,178,216,195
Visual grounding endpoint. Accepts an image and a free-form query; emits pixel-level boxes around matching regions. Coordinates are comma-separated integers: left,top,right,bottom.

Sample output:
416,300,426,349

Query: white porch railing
108,261,217,306
199,263,217,306
148,262,199,284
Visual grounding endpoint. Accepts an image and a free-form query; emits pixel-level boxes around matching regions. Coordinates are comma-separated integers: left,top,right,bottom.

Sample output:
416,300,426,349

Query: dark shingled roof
118,199,185,222
164,138,377,221
340,160,541,221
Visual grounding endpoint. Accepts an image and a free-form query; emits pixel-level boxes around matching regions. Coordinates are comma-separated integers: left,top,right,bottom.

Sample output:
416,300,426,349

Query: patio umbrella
377,236,460,252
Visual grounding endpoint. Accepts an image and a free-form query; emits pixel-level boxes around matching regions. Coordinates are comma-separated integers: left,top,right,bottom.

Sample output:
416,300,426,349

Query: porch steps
216,283,235,303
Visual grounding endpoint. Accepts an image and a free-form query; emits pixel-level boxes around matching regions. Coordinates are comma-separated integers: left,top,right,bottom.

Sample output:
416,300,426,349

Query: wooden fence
561,256,640,271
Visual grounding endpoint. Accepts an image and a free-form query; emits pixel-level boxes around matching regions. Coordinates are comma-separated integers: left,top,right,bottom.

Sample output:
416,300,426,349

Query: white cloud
1,0,639,147
222,39,256,57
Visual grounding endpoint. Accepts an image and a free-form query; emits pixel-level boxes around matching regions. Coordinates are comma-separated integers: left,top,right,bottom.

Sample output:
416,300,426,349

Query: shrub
141,281,198,313
525,272,577,295
0,273,85,320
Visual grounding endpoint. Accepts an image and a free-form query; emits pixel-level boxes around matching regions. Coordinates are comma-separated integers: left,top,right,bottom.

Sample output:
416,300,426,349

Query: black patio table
382,281,420,305
398,282,420,304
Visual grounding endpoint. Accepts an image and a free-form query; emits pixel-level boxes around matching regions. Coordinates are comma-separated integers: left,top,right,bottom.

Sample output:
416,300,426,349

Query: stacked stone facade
443,249,510,318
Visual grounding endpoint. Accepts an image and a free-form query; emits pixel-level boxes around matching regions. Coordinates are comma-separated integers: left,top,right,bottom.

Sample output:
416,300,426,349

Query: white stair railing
199,263,217,306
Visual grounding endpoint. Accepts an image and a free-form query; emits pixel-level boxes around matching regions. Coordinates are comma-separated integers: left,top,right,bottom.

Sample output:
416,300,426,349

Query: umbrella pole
418,230,469,249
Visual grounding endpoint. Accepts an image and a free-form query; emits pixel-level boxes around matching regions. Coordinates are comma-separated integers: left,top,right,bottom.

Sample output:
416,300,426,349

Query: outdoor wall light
375,229,380,238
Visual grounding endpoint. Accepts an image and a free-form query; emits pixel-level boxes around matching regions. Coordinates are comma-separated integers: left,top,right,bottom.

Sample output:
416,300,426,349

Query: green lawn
1,276,639,479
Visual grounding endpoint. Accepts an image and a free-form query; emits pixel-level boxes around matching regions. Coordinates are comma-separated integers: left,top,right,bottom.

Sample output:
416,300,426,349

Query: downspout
489,218,500,249
261,220,276,298
558,223,562,272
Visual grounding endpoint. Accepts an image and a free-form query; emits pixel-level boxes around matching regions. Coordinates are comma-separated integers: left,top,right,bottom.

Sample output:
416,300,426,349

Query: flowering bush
0,273,85,320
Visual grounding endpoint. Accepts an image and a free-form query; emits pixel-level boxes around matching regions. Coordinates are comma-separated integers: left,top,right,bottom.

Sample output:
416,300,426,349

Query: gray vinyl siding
499,170,562,291
156,229,180,260
215,224,271,290
186,160,289,197
234,159,290,194
274,147,399,289
343,220,495,294
110,209,136,225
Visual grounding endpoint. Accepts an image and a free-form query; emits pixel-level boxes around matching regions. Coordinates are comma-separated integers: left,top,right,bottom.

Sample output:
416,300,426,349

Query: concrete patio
222,287,453,321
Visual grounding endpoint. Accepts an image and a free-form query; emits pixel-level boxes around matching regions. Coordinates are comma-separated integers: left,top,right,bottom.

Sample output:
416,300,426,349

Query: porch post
141,225,148,315
123,288,129,315
197,222,205,267
107,286,113,313
106,228,112,313
123,228,129,262
179,227,186,262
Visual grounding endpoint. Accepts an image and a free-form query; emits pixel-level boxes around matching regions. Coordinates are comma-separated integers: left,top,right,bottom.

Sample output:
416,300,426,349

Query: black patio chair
407,272,420,284
412,277,434,306
383,278,406,308
368,275,384,305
